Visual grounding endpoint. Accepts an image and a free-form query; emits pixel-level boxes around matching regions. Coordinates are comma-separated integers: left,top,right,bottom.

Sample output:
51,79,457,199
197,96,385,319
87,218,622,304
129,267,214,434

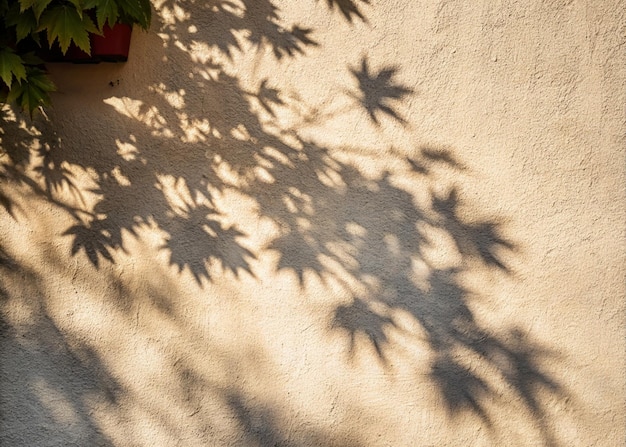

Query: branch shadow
0,252,117,446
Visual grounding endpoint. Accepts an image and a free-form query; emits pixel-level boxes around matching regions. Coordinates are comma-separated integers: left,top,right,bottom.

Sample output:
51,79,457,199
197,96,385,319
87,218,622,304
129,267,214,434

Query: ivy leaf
39,4,94,54
0,49,26,88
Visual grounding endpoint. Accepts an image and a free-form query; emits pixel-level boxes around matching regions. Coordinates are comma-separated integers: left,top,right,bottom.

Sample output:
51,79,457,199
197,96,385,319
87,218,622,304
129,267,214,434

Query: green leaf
39,4,92,54
95,0,118,30
138,0,152,28
20,51,44,66
32,0,54,20
5,67,55,118
31,31,41,46
15,83,47,116
5,2,34,41
82,13,98,33
85,0,150,29
5,4,43,45
66,0,84,13
117,0,150,29
19,0,54,20
18,0,36,12
25,68,56,92
4,1,22,24
0,49,26,87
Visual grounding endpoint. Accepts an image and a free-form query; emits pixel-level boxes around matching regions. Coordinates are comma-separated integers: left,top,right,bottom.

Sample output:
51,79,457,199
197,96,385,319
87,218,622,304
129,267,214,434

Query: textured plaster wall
1,0,625,446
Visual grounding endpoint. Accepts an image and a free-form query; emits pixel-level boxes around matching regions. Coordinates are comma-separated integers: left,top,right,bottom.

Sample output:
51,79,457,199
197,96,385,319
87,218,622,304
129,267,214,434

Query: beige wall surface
1,0,625,445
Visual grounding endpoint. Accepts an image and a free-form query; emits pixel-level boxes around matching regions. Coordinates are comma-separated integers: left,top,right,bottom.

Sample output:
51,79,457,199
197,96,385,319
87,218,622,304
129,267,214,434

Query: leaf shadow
320,0,371,23
348,57,413,126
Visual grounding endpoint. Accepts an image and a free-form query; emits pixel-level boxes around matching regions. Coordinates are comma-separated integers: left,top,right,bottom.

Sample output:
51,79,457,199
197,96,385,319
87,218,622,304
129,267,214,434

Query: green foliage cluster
0,0,151,116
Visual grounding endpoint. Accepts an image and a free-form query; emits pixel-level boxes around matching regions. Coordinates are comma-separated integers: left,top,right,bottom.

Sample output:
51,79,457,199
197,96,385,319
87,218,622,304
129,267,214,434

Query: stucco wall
1,0,624,445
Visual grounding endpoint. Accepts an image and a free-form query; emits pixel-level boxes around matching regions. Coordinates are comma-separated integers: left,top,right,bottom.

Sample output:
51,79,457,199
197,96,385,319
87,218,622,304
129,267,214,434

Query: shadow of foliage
0,0,571,445
157,0,318,60
161,204,255,283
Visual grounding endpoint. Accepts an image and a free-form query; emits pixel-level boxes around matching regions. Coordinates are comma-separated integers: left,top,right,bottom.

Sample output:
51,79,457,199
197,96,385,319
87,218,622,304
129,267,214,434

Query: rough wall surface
1,0,624,445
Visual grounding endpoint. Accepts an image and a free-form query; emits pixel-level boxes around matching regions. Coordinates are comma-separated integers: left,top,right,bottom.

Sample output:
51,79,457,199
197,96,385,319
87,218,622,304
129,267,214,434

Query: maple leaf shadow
431,354,492,425
321,0,371,22
349,57,413,126
160,205,256,283
332,298,394,363
432,187,517,272
33,144,85,203
63,222,115,268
